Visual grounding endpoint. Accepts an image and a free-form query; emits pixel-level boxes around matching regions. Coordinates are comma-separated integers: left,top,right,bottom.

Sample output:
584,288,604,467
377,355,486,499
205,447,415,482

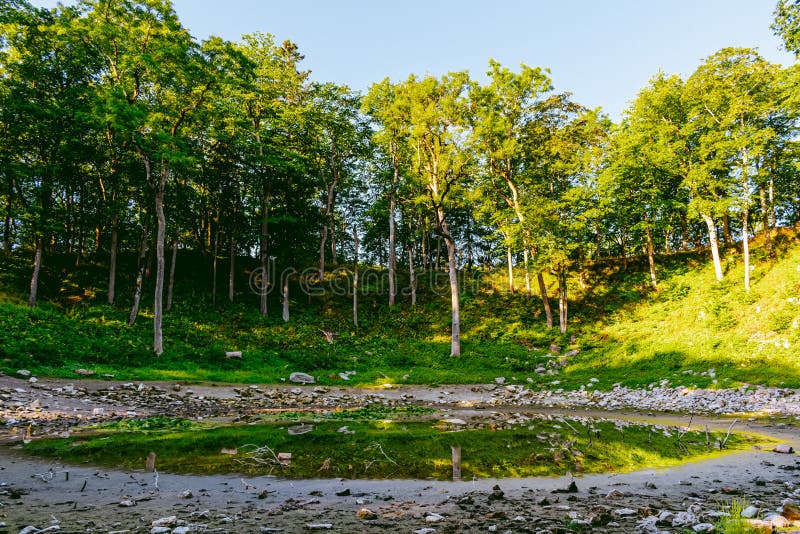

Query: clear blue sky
32,0,795,120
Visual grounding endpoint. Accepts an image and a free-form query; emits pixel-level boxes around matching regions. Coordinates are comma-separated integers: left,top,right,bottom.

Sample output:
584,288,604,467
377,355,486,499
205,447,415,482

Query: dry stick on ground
721,419,738,449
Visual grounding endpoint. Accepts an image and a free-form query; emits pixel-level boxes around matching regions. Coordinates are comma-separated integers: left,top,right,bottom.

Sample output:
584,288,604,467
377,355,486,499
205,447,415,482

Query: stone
277,452,292,465
494,377,506,385
606,490,625,500
741,506,758,519
19,527,39,534
305,525,333,530
74,369,95,376
549,344,562,354
181,490,193,499
782,503,800,520
172,528,191,534
425,512,445,522
152,516,178,528
774,444,795,454
150,528,171,534
28,376,38,384
17,369,31,377
225,351,242,358
290,372,315,384
440,418,467,426
692,524,714,532
413,529,437,534
356,508,377,520
614,508,637,517
118,499,135,507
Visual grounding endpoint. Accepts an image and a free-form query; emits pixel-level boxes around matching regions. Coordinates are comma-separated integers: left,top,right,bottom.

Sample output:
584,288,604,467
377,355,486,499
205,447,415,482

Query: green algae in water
22,417,764,480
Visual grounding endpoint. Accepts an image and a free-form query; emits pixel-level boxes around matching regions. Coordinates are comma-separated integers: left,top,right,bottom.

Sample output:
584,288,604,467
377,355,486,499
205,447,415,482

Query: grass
22,414,764,479
1,229,799,389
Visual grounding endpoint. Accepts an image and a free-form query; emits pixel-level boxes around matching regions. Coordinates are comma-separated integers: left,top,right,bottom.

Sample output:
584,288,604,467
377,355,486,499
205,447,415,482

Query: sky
31,0,796,121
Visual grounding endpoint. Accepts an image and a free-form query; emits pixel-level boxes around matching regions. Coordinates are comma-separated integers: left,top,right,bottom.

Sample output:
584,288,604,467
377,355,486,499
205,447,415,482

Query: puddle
21,410,766,480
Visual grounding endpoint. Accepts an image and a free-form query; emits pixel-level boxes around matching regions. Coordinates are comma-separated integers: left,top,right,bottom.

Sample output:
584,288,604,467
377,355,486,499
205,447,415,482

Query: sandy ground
0,376,798,533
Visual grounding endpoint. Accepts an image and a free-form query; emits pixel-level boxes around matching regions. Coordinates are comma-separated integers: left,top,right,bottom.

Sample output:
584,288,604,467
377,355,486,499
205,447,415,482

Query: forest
1,0,799,365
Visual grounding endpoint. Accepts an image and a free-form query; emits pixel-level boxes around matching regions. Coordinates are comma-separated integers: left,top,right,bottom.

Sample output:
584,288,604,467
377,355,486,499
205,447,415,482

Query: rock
220,448,238,455
549,344,562,354
152,516,178,528
489,485,504,500
290,372,315,384
118,499,135,507
28,376,38,384
288,424,314,435
425,512,445,522
19,527,39,534
741,505,758,519
672,511,699,528
356,508,377,520
74,369,95,376
692,524,714,532
440,418,467,426
335,488,351,496
614,508,637,517
17,369,31,377
769,514,790,528
494,377,506,385
656,511,675,525
781,502,800,520
277,452,292,465
305,524,333,530
172,528,191,534
634,516,660,534
606,490,625,500
181,490,193,499
774,444,795,454
150,528,171,534
413,529,437,534
564,349,580,358
225,351,242,358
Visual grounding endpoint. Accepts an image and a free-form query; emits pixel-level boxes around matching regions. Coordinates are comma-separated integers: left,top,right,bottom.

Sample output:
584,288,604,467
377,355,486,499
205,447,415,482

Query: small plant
714,498,759,534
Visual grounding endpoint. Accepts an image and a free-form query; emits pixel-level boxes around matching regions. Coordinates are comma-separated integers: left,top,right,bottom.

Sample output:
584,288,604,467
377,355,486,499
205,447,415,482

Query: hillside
0,230,799,389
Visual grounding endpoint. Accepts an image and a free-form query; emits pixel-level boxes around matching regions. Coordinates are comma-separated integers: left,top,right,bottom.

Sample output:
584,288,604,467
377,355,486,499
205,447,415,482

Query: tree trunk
760,184,772,256
2,197,11,254
129,227,148,326
436,235,442,270
330,220,338,267
282,273,290,322
228,236,236,302
108,215,118,305
318,224,327,281
523,246,531,297
408,246,417,306
440,215,460,357
701,213,724,282
388,165,397,307
353,227,359,327
211,224,219,308
557,266,568,334
644,215,657,289
153,173,167,355
506,244,515,294
742,209,750,292
537,271,553,329
167,238,177,311
722,213,732,246
260,193,270,316
28,236,43,308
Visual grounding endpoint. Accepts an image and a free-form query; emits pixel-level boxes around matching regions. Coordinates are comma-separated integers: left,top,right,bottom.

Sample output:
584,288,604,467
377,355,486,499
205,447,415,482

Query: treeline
1,0,799,356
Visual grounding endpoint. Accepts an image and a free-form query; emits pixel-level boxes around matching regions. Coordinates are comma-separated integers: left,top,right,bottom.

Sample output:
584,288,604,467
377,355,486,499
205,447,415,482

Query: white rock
289,372,315,384
17,370,31,377
425,512,445,522
614,508,637,517
693,524,714,532
494,377,506,385
150,528,171,534
28,377,38,384
152,516,178,528
414,529,437,534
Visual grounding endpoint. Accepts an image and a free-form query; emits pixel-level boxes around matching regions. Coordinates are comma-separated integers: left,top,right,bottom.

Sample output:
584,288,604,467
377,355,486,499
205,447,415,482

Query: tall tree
400,72,473,356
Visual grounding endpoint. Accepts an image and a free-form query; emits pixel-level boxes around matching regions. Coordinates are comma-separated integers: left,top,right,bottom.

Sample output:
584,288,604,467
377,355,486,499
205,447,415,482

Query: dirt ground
0,376,798,533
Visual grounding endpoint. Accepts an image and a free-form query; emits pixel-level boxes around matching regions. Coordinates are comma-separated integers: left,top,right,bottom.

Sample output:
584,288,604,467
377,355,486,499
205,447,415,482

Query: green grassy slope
0,231,798,388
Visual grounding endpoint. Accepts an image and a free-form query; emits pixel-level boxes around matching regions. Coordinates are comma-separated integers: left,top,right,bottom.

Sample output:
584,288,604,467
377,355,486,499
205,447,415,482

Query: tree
399,72,473,356
773,0,800,57
685,48,780,290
